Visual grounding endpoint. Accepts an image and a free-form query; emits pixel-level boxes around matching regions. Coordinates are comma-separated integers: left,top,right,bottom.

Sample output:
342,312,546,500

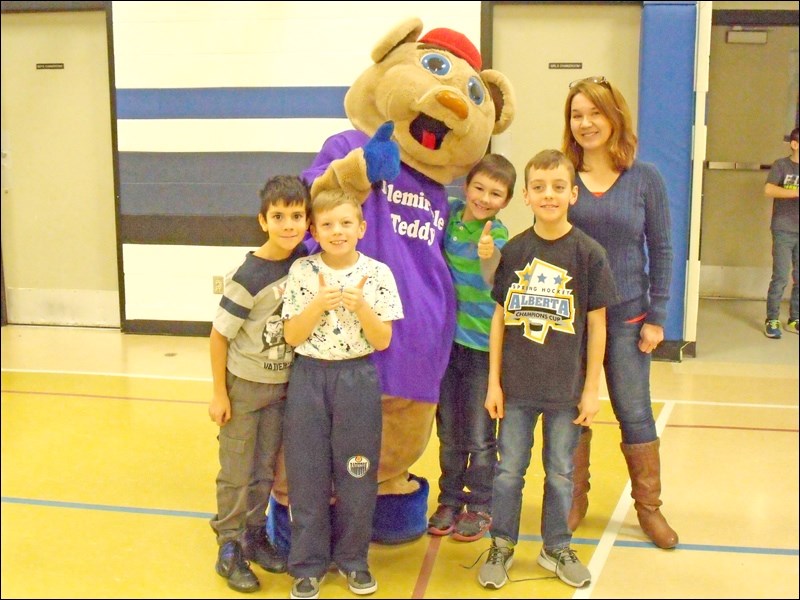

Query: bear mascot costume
267,16,515,549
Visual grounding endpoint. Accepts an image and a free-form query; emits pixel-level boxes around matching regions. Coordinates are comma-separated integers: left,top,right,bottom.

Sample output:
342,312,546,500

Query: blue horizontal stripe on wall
119,151,316,216
116,87,349,119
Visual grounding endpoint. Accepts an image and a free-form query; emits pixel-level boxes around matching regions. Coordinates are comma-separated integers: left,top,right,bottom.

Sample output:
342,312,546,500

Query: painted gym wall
112,1,481,332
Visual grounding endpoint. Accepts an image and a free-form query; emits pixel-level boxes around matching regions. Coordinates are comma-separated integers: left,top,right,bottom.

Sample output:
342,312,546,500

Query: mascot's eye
420,53,451,77
467,76,485,105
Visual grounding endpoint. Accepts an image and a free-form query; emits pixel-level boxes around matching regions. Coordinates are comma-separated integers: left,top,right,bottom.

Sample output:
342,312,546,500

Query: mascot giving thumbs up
269,16,515,548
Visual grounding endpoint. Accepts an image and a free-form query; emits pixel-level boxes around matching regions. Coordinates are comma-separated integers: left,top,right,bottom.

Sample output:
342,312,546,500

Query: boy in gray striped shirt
208,175,311,593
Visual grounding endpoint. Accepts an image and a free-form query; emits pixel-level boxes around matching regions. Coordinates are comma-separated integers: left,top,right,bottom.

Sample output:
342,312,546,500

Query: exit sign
549,62,582,69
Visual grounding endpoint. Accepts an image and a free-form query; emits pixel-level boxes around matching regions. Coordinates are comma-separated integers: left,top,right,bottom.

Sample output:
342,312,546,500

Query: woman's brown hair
562,78,637,173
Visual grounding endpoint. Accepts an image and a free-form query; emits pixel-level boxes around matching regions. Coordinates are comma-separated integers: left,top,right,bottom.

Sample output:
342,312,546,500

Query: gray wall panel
118,151,316,216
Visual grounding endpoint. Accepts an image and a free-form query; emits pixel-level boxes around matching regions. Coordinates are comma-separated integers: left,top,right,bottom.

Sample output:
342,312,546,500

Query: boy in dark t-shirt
478,150,617,591
763,127,799,338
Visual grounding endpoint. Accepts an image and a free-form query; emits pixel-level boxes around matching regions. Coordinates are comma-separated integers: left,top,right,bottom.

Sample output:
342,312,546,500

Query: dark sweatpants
284,354,382,578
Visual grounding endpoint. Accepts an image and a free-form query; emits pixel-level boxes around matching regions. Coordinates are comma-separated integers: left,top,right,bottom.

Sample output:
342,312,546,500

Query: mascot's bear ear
371,17,424,63
482,69,516,135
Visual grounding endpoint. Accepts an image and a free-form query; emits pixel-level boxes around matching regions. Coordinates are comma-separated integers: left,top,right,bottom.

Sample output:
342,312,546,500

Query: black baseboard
123,320,211,337
653,340,695,363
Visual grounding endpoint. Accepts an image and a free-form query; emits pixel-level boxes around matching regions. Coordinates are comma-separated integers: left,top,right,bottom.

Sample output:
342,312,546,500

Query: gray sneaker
537,546,591,587
477,537,514,589
339,569,377,595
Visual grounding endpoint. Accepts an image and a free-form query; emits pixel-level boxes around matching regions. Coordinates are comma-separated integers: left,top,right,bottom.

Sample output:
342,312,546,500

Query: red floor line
0,388,204,405
412,534,440,599
571,419,798,433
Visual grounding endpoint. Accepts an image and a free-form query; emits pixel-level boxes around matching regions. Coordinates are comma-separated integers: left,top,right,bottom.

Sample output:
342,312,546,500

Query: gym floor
1,298,798,599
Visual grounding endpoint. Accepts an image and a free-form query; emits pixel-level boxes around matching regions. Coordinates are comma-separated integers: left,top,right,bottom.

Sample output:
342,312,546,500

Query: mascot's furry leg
267,396,436,553
372,397,436,543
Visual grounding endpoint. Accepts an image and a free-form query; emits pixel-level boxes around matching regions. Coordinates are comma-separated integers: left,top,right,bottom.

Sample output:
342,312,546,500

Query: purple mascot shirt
303,130,456,403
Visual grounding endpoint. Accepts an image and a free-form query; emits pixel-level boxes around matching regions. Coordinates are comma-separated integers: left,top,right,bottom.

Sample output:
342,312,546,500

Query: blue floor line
1,495,214,519
3,496,797,557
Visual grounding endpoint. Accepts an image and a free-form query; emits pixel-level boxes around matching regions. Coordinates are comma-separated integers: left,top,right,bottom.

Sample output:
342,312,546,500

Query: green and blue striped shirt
444,197,509,351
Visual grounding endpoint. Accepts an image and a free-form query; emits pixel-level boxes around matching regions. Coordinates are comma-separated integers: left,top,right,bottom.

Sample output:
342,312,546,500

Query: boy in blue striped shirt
428,154,516,541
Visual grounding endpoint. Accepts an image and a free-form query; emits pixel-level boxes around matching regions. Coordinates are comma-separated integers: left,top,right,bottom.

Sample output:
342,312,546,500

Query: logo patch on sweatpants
347,455,370,478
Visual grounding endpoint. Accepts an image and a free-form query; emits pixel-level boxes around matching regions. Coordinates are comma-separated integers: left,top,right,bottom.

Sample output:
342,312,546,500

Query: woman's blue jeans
490,404,579,549
604,302,658,445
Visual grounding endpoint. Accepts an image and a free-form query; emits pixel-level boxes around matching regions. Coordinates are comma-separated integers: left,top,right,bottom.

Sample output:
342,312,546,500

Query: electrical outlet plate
212,276,224,294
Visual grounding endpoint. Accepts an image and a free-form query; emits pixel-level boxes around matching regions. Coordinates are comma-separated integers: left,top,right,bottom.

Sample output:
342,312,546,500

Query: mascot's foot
266,495,292,559
372,475,429,545
266,476,430,552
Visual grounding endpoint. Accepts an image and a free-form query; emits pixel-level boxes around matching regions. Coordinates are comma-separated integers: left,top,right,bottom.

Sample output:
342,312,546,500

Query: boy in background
763,127,799,338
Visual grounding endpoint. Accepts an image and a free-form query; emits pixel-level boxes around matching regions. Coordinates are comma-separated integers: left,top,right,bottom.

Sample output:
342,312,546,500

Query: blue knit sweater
569,161,673,326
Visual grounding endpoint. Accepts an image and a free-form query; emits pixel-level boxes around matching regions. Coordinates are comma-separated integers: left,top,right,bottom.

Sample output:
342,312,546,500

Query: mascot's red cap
419,28,482,71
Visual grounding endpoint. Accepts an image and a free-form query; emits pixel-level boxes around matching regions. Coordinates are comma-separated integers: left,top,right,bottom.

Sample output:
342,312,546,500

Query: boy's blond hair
311,189,364,223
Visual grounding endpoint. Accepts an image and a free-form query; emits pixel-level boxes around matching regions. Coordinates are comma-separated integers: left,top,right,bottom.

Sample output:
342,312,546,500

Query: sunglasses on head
568,76,610,89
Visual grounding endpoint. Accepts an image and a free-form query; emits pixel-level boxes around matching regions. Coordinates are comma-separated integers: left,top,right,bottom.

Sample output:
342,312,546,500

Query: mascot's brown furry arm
267,17,515,548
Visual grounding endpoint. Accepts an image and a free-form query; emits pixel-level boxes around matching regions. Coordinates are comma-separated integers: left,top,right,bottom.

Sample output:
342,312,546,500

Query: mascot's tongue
411,114,449,151
421,130,437,149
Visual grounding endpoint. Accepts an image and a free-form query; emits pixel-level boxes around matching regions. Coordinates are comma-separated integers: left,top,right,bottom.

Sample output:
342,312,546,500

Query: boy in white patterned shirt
280,189,403,600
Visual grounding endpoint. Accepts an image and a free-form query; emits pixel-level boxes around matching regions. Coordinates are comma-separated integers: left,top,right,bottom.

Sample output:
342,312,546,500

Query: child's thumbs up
477,221,494,259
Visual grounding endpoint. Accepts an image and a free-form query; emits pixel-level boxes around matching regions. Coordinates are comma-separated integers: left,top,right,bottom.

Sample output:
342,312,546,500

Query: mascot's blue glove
363,121,401,183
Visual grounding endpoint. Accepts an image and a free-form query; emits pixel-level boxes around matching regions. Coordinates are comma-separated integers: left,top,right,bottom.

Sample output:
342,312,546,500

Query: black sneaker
427,504,460,535
243,525,287,573
215,540,260,593
290,575,324,599
452,511,491,542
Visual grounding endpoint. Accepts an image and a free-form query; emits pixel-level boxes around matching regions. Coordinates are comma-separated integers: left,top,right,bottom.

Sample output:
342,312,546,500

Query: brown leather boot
567,427,592,531
621,439,679,549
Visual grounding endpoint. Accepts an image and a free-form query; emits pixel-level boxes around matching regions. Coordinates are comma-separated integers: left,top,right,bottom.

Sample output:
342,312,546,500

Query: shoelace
551,546,579,565
486,544,509,565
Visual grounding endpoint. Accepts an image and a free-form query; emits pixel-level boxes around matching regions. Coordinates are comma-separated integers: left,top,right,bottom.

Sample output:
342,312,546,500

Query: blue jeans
491,404,579,549
766,229,799,321
435,342,496,513
604,300,657,445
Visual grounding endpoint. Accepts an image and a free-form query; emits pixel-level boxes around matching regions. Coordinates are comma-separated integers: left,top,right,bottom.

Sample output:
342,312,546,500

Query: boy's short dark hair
790,127,799,143
259,175,311,216
311,189,364,223
524,149,576,185
465,153,517,200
